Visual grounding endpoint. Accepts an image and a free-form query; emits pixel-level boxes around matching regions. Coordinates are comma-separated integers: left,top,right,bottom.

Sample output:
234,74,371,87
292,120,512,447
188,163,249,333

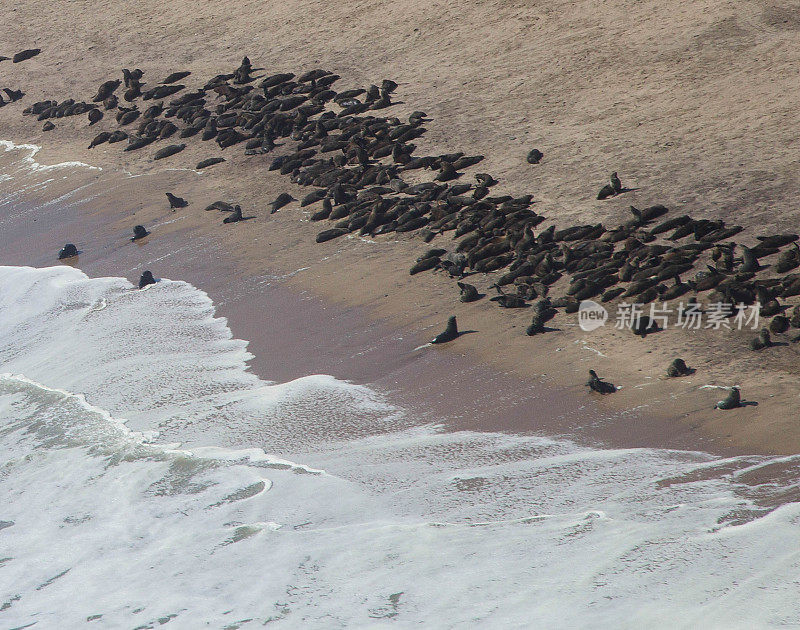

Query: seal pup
770,315,789,334
42,121,55,132
132,225,150,240
166,192,188,209
715,387,741,410
610,172,622,194
526,149,543,164
87,108,103,125
666,358,692,377
138,270,156,288
586,369,616,394
749,328,772,350
431,316,459,344
58,243,78,259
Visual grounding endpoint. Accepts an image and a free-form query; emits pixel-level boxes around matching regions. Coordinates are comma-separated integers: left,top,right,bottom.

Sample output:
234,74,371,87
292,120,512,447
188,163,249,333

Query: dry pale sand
2,0,800,453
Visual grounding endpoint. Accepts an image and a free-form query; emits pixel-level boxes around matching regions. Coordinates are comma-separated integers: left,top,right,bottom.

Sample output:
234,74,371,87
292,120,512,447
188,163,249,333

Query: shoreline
0,139,762,458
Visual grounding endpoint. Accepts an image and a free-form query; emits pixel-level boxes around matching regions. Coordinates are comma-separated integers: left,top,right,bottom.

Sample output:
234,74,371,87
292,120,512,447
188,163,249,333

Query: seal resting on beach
196,157,225,169
715,387,741,410
526,149,543,164
749,328,772,350
586,369,616,394
12,48,40,63
153,144,186,160
431,316,459,344
132,225,150,240
42,121,55,131
166,192,188,209
666,358,692,377
222,205,244,223
457,282,480,303
270,192,295,213
87,108,103,125
58,243,78,259
138,270,156,288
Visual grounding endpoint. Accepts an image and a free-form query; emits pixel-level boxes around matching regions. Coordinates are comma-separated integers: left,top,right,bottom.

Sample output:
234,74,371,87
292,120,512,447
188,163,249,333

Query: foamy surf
1,264,799,628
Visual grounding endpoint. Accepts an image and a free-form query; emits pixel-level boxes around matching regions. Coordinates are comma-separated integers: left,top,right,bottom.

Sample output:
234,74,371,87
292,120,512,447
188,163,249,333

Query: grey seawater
1,142,800,628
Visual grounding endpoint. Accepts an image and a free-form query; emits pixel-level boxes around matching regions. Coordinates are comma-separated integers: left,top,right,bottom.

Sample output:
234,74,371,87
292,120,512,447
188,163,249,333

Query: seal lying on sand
12,48,40,63
132,225,150,240
138,270,156,288
586,369,616,394
222,205,244,223
431,316,459,344
715,387,741,410
666,358,692,377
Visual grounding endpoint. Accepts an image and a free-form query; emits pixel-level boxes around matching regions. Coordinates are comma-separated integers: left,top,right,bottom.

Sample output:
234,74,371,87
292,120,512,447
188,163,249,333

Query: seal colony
8,55,800,408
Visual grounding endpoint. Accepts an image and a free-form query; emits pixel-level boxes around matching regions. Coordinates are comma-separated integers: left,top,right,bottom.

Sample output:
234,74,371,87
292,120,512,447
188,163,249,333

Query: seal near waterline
431,316,459,344
715,386,741,410
153,144,186,160
586,369,616,394
165,192,188,209
12,48,40,63
457,282,480,303
270,192,295,213
196,157,225,170
58,244,78,259
138,270,156,288
87,108,103,125
666,358,692,377
132,225,150,241
222,205,243,223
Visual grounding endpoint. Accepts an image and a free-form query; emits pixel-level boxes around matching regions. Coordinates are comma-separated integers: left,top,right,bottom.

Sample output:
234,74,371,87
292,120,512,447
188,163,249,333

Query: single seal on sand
586,369,616,394
526,149,543,164
132,225,150,241
715,387,741,410
666,358,692,377
166,192,188,209
12,48,41,63
431,316,459,344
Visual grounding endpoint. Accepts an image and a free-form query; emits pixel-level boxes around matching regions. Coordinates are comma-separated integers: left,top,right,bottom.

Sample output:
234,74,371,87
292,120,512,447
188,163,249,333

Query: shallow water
1,142,800,628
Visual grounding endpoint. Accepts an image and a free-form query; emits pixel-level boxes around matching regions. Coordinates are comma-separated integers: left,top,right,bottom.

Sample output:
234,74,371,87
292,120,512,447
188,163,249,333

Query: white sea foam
0,258,799,626
0,139,101,172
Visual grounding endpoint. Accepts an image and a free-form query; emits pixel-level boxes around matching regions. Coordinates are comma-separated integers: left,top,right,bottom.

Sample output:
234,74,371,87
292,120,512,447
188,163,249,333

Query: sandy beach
2,0,800,458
